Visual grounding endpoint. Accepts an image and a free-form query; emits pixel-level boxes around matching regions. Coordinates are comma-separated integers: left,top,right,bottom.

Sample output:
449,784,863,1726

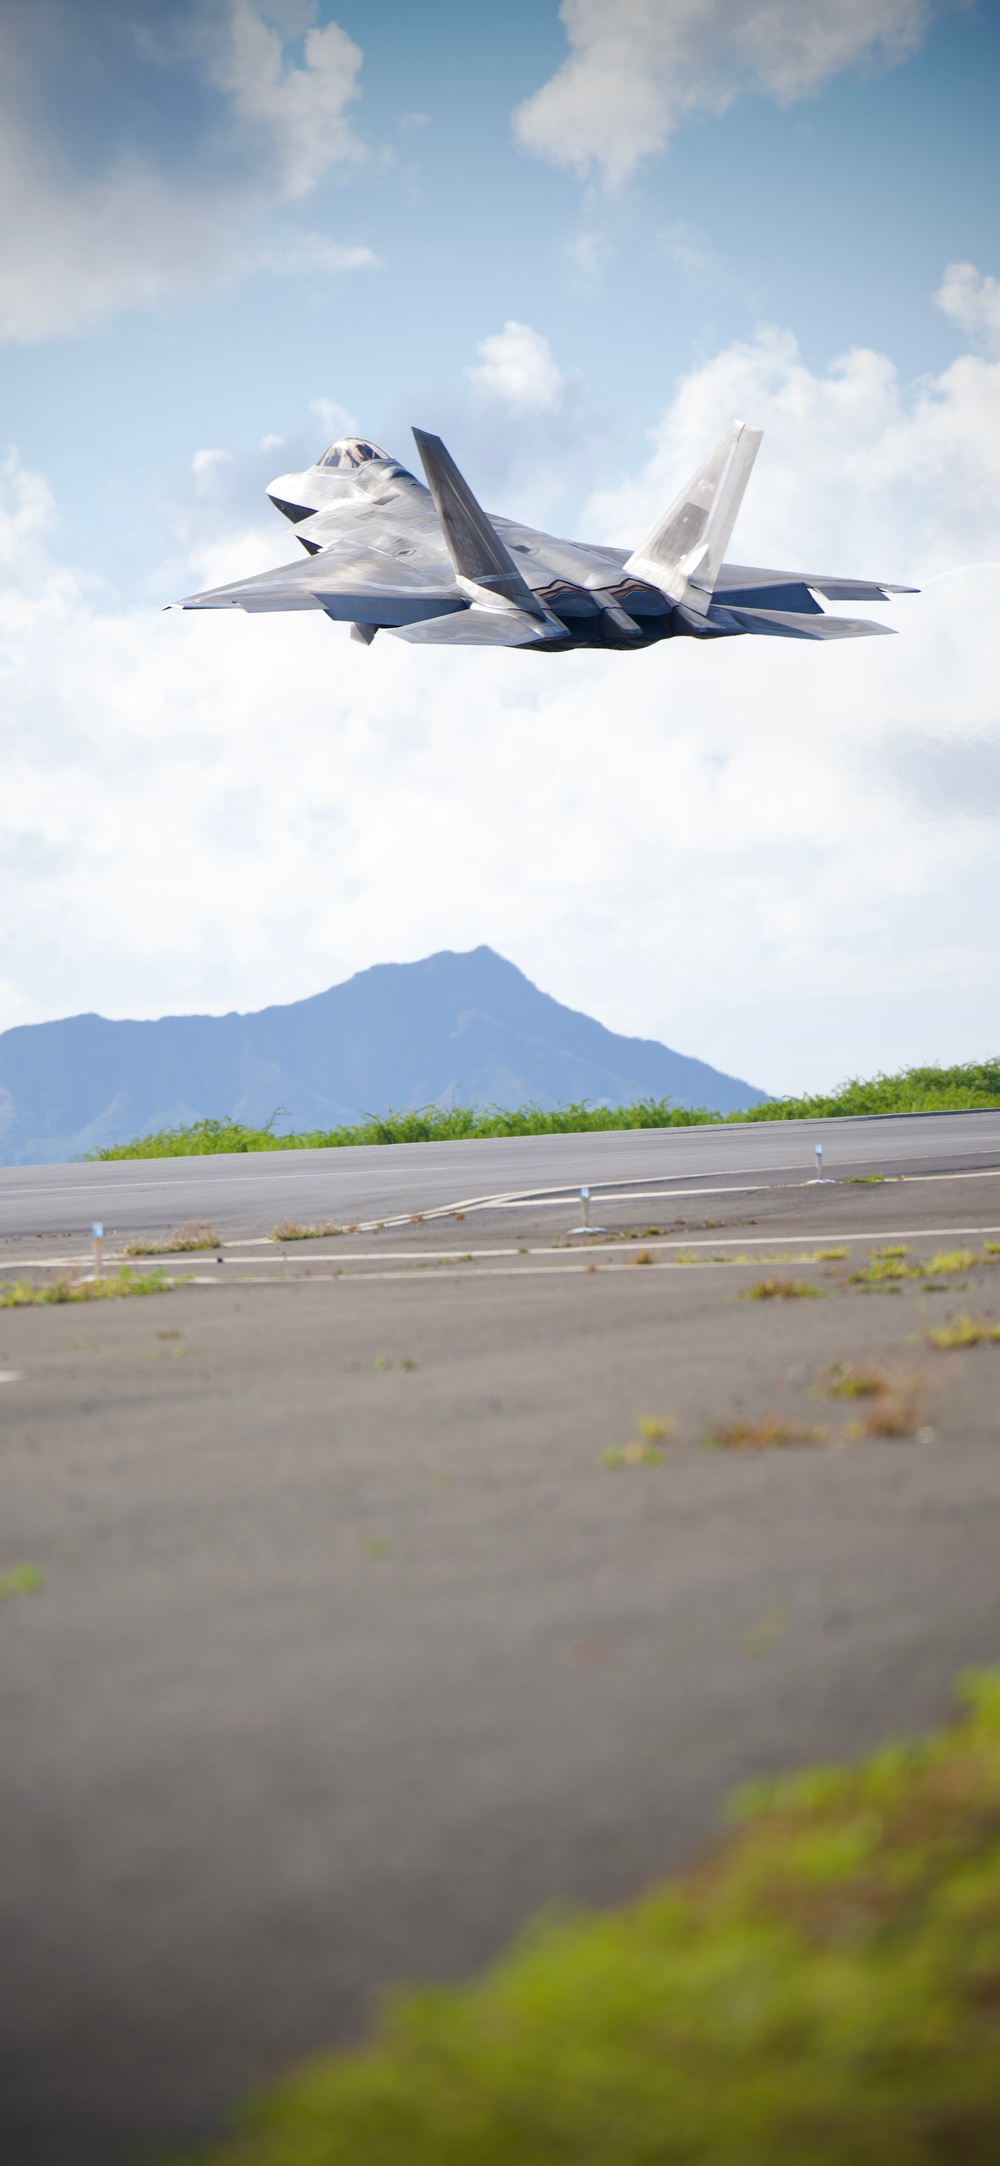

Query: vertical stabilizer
412,428,544,617
624,421,763,612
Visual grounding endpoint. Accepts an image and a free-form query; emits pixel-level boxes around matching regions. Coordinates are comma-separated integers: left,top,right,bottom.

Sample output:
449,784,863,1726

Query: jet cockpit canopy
317,437,388,469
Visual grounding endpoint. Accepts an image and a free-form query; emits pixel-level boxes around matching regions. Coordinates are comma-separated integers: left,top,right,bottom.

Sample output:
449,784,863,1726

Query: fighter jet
174,423,915,651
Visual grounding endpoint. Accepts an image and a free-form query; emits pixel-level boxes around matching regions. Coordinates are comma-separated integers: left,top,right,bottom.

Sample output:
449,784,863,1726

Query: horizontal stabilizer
709,602,896,640
411,429,545,617
715,562,919,605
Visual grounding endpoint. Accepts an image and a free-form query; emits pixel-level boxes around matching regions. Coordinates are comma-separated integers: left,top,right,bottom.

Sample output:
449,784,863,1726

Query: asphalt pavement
2,1162,1000,2165
2,1108,1000,1248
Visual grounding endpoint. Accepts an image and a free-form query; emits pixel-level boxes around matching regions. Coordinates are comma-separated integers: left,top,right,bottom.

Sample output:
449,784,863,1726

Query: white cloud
211,1,363,198
0,268,998,1097
0,2,370,341
936,261,1000,354
584,305,1000,582
515,0,938,185
467,322,568,413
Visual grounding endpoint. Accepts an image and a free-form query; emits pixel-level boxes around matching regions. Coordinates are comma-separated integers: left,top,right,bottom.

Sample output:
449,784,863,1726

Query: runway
2,1176,1000,2164
2,1108,1000,1246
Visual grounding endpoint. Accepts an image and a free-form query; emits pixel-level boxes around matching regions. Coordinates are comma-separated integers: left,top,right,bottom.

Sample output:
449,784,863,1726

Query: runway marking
4,1221,1000,1272
104,1160,1000,1243
3,1124,1000,1218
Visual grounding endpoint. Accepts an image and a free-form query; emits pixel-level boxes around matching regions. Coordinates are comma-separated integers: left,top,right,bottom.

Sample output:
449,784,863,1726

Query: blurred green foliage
85,1058,1000,1159
189,1669,1000,2166
0,1267,173,1306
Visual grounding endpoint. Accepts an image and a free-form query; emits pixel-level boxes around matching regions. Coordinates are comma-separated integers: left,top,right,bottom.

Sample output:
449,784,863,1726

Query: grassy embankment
89,1058,1000,1160
190,1669,1000,2166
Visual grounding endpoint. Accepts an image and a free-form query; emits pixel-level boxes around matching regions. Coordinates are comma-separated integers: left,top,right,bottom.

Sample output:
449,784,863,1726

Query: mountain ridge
0,946,766,1164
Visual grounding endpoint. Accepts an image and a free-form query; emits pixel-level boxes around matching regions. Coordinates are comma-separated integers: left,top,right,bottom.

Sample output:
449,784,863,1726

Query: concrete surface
1,1107,1000,1249
1,1169,1000,2163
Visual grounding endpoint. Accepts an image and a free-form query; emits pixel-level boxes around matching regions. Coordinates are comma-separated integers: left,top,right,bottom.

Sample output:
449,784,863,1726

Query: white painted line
0,1369,24,1382
4,1221,1000,1271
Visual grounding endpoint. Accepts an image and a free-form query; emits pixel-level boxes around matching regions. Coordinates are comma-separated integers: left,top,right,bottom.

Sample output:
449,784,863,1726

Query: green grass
0,1266,175,1307
187,1667,1000,2166
85,1058,1000,1160
0,1562,42,1600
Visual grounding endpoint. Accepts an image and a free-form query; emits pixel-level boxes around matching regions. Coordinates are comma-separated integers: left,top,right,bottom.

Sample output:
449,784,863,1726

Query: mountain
0,947,767,1163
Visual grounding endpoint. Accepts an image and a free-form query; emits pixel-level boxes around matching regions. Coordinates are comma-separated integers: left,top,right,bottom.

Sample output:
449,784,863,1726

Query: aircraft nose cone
267,471,314,524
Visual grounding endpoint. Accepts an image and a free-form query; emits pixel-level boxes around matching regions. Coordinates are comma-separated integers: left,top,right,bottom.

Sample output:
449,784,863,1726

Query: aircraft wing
173,538,468,628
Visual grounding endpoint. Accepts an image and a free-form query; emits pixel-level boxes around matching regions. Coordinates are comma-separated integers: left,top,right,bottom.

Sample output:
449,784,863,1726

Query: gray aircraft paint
174,423,916,651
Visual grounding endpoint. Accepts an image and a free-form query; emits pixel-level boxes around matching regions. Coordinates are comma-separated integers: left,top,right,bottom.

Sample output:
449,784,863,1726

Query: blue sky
1,0,999,1096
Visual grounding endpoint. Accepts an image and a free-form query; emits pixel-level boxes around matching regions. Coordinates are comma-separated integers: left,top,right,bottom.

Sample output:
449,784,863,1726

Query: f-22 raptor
176,422,915,652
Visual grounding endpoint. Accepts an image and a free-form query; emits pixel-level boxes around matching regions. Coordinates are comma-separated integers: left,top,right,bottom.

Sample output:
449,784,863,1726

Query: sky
1,0,999,1096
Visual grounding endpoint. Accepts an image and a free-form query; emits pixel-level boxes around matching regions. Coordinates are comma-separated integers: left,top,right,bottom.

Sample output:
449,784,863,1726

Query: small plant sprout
849,1393,926,1440
874,1245,909,1259
633,1250,655,1266
826,1365,888,1399
271,1220,343,1242
746,1605,790,1655
927,1312,1000,1350
850,1257,924,1286
603,1416,674,1466
926,1250,977,1275
705,1417,827,1450
984,1241,1000,1255
125,1222,220,1255
816,1248,847,1261
602,1442,665,1468
364,1537,391,1560
638,1416,675,1444
740,1278,823,1301
0,1563,43,1600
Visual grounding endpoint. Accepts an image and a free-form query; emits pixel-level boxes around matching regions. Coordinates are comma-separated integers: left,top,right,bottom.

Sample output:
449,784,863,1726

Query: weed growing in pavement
0,1268,175,1307
848,1392,928,1440
633,1250,656,1266
705,1417,828,1450
364,1537,391,1560
927,1312,1000,1350
821,1366,932,1437
272,1220,343,1242
816,1247,847,1261
603,1415,675,1467
745,1605,790,1655
850,1257,924,1286
874,1244,909,1259
845,1174,885,1183
926,1250,977,1275
639,1416,675,1443
740,1278,823,1301
124,1222,219,1255
985,1241,1000,1255
825,1365,888,1398
0,1562,42,1600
